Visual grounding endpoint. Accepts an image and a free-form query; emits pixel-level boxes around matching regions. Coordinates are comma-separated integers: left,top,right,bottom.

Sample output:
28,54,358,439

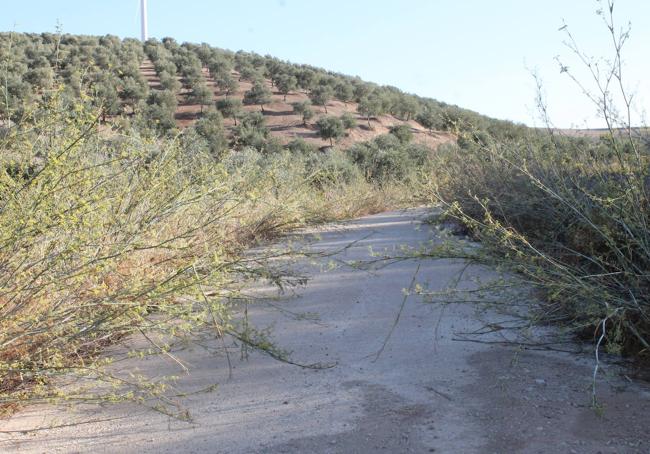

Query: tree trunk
367,116,371,128
260,104,265,113
324,105,328,114
330,137,333,146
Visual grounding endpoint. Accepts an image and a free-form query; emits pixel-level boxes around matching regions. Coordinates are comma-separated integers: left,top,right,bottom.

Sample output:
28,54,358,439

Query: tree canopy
316,116,345,146
243,81,272,113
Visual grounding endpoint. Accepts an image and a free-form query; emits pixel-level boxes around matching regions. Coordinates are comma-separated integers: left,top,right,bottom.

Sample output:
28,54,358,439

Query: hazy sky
3,0,649,128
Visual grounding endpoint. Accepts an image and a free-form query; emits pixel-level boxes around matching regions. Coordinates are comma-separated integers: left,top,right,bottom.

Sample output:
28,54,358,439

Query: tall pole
141,0,148,42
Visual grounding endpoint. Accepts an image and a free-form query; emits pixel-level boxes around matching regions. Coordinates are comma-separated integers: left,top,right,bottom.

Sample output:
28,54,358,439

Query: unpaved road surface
2,209,649,453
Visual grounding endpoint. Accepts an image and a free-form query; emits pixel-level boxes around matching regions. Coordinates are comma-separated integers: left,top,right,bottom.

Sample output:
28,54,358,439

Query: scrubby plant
233,111,270,150
0,97,285,415
421,3,650,376
340,112,357,131
389,124,413,144
0,92,424,417
286,138,318,154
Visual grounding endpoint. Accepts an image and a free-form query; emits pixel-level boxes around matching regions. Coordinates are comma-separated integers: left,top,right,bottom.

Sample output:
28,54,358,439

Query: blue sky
3,1,649,127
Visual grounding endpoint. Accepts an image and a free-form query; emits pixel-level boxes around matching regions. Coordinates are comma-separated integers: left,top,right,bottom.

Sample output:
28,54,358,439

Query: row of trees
2,32,526,143
0,32,151,122
143,38,476,133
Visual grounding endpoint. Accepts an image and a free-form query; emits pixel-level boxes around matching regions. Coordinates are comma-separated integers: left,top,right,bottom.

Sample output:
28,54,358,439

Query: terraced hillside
2,33,534,155
139,59,454,149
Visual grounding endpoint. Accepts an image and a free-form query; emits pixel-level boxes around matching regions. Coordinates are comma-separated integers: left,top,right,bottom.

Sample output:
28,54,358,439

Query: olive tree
215,73,239,97
243,81,272,113
357,94,383,129
291,100,314,126
233,111,270,151
159,71,181,93
146,89,178,132
296,68,317,91
394,95,419,121
335,82,354,106
194,109,228,158
216,97,243,125
93,77,122,121
316,116,345,146
415,108,439,133
238,64,262,82
119,75,149,114
190,78,214,113
276,74,298,101
309,85,334,114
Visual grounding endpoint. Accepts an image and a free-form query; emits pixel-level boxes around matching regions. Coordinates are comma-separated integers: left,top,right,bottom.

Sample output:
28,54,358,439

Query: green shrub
315,116,344,146
286,138,318,154
304,150,361,188
427,128,650,357
340,112,357,131
389,124,413,144
348,134,429,183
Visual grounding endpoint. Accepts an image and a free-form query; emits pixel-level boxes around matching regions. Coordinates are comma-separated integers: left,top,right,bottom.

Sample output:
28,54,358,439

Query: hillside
140,60,454,149
2,32,509,154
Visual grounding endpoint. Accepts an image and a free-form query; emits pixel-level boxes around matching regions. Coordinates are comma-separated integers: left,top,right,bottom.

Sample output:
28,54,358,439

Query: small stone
535,379,546,385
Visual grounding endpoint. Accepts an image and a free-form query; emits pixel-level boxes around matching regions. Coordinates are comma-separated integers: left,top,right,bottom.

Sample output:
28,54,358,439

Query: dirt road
2,209,649,453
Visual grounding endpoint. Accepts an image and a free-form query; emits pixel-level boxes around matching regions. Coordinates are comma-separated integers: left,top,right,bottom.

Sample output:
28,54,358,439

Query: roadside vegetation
0,89,432,416
421,3,649,377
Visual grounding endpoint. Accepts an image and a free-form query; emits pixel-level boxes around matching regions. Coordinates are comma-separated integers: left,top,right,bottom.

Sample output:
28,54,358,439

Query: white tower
140,0,148,42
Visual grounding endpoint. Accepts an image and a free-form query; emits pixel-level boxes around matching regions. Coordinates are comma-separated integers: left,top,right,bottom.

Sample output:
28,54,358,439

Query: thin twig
373,263,421,362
